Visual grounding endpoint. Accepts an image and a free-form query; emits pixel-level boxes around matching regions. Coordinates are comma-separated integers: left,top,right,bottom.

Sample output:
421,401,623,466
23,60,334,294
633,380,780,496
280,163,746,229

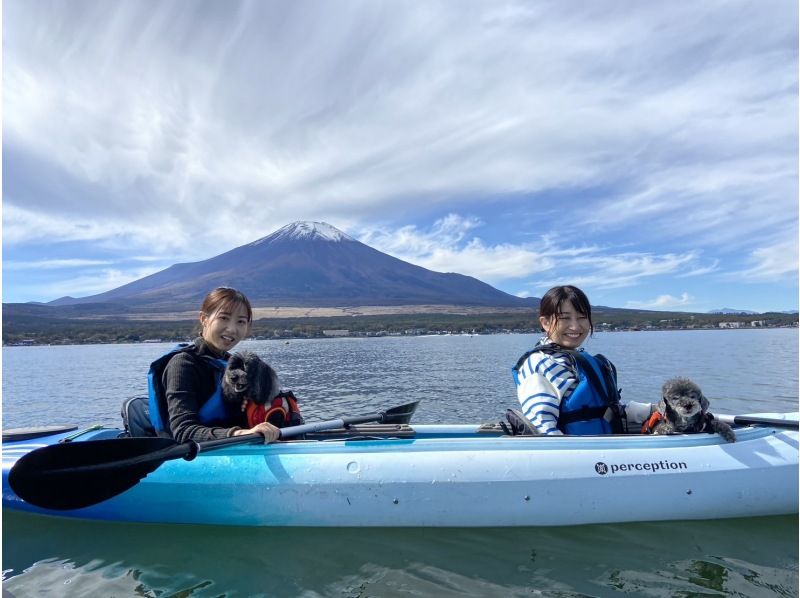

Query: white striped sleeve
515,352,566,436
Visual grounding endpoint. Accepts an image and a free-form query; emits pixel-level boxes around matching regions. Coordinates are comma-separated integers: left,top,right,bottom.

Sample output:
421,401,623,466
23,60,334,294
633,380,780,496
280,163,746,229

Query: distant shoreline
3,302,797,347
32,304,535,321
4,322,797,348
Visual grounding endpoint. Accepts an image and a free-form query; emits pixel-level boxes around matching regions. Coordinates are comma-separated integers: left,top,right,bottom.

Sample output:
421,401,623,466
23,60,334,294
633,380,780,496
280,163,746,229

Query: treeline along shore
3,304,797,346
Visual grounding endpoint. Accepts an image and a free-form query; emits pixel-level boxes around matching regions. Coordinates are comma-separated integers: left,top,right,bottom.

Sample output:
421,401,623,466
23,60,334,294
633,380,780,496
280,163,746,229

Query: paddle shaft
714,414,799,429
191,412,397,452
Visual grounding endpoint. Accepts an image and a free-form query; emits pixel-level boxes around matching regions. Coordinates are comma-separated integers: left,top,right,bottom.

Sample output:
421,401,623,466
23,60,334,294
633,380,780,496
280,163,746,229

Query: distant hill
44,221,539,312
708,308,759,315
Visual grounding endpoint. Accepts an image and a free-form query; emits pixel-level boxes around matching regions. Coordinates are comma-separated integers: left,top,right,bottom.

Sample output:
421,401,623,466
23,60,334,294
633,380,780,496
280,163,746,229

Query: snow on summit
251,221,354,245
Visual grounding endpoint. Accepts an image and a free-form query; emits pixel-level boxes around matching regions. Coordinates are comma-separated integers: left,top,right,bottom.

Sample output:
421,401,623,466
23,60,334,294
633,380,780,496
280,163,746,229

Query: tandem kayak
3,413,798,527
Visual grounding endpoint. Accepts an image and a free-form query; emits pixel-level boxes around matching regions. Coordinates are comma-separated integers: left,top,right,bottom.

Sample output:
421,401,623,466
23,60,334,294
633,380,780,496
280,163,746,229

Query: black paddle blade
382,401,419,424
9,437,182,510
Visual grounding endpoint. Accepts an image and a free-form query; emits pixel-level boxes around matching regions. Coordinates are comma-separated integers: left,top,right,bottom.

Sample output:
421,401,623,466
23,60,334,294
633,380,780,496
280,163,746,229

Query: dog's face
222,351,279,405
658,377,709,432
222,353,249,403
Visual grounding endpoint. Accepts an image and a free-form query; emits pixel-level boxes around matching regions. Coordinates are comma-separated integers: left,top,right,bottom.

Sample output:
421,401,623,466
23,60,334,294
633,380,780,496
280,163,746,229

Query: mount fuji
48,222,537,311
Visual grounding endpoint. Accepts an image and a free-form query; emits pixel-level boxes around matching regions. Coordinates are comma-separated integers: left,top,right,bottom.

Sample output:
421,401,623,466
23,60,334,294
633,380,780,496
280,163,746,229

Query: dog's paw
707,416,736,443
650,422,677,436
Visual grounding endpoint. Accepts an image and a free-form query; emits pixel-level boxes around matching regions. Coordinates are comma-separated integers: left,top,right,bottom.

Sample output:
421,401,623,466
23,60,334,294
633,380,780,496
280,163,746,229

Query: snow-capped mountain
48,222,536,310
250,221,355,244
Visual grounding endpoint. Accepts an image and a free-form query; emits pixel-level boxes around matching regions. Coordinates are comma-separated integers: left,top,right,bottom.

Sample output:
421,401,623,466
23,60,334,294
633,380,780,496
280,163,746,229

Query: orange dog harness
246,391,303,428
641,411,663,434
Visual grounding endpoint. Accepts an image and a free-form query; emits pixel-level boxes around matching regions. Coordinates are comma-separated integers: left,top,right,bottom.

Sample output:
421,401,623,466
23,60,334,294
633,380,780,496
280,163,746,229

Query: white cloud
2,204,193,254
38,267,165,300
4,259,113,270
360,215,554,281
2,1,796,310
528,252,706,295
729,239,800,282
678,260,720,278
4,1,796,257
585,158,797,251
626,293,694,309
360,216,714,299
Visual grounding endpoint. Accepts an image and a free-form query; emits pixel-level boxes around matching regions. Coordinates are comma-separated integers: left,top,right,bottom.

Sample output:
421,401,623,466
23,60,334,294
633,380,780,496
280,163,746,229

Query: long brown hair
538,285,594,336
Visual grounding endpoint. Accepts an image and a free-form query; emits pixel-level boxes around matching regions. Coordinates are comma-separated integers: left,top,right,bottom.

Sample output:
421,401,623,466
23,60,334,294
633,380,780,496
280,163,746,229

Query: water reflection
3,512,797,597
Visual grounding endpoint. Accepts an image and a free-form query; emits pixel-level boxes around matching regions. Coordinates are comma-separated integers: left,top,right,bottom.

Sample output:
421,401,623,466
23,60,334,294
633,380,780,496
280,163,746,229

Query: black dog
221,351,280,406
648,377,736,442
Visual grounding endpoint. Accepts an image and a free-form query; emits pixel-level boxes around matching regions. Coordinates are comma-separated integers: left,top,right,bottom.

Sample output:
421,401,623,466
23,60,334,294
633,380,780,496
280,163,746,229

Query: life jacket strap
559,405,609,426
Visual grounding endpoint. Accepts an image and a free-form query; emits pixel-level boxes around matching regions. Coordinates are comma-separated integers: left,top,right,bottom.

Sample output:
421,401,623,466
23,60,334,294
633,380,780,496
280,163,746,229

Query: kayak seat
121,396,157,438
477,422,507,435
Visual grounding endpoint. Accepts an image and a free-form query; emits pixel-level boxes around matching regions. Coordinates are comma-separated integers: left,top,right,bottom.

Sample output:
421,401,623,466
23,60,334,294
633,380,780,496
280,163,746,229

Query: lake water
2,329,799,597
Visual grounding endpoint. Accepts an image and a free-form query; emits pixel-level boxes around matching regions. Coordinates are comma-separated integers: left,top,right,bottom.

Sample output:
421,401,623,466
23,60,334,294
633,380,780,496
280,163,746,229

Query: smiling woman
511,285,655,438
147,287,282,444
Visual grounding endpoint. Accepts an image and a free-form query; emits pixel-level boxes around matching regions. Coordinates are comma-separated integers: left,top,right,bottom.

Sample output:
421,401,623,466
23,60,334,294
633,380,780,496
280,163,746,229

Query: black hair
538,285,594,336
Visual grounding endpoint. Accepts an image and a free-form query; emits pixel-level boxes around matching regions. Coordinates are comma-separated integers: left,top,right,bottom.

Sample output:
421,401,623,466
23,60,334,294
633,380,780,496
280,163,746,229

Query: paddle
713,414,799,430
8,401,419,511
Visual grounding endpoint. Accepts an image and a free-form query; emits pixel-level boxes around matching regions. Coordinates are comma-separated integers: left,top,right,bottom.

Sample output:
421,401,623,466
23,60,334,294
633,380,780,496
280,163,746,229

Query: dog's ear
685,379,709,412
228,353,244,370
661,397,679,419
238,354,280,405
265,365,280,403
235,351,254,367
254,361,279,404
656,397,669,416
242,352,259,370
243,354,262,386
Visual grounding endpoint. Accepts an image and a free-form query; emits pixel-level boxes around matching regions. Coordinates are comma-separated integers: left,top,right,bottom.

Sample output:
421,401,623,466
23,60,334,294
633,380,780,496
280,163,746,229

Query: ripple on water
2,512,797,597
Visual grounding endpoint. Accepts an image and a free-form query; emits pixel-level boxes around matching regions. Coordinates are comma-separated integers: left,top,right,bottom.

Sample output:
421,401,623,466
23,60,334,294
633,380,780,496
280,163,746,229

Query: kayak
3,413,798,527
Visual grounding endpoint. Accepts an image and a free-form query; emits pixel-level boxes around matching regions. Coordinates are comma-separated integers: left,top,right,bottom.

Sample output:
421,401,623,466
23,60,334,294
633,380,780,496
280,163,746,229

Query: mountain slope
50,222,537,310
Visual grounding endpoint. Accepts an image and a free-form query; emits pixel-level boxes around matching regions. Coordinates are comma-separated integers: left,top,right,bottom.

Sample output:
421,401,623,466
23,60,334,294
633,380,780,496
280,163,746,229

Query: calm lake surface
3,329,799,597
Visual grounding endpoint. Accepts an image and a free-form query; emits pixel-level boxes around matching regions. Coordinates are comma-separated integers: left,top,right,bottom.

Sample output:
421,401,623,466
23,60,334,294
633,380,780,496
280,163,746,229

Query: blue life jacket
147,342,237,436
512,345,624,435
559,352,618,434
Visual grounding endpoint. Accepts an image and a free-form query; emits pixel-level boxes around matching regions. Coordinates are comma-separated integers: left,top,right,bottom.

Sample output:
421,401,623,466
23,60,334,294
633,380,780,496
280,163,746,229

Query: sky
3,0,798,313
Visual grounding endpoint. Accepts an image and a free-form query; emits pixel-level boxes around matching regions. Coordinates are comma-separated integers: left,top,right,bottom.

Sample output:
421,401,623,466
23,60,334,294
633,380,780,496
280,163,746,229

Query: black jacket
161,338,247,442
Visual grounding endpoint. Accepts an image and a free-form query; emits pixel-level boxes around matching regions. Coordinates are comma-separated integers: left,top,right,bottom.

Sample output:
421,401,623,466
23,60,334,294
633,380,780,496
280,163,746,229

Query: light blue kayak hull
3,417,798,527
